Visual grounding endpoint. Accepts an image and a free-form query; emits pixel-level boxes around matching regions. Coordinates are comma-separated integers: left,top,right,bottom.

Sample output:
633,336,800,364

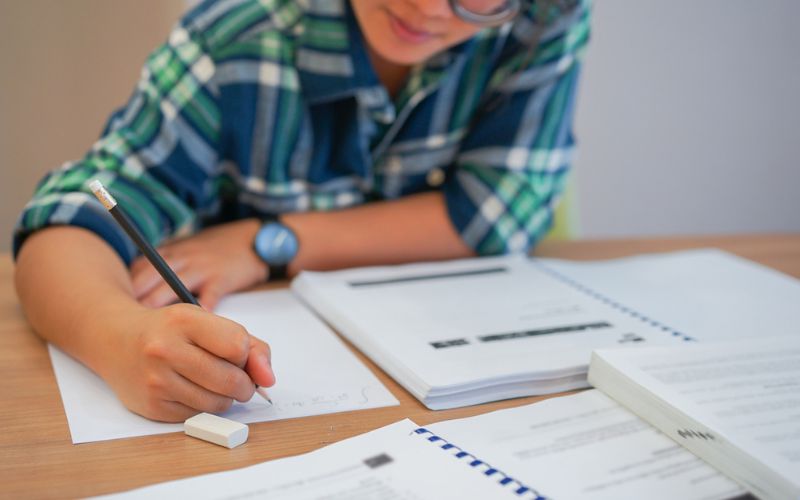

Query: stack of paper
292,255,680,409
590,335,800,499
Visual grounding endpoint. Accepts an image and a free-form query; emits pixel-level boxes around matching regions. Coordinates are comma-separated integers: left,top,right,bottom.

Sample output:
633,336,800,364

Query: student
13,0,590,422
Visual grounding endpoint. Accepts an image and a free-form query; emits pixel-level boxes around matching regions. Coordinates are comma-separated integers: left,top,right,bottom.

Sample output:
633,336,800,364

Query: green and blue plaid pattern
14,0,590,263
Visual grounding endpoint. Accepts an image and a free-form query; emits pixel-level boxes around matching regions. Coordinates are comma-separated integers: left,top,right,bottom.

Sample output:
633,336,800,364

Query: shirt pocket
374,131,466,198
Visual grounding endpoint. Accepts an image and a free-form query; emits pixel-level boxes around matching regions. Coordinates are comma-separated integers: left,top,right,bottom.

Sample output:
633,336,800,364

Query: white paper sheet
428,390,745,499
97,419,532,500
542,248,800,341
50,290,398,444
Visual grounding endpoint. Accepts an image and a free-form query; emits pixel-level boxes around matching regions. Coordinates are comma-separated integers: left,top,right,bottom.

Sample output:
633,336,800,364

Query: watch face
254,222,299,265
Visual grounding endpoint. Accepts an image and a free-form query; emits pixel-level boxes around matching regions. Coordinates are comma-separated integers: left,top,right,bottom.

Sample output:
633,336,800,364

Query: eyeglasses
449,0,522,26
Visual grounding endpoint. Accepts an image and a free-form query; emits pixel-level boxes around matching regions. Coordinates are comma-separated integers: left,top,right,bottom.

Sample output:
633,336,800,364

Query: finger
143,400,199,423
139,282,181,308
130,246,175,277
123,380,199,422
197,268,260,311
130,248,171,273
246,336,276,388
179,311,252,368
197,282,223,311
167,370,236,415
139,268,205,308
131,257,187,299
197,280,227,311
130,254,149,277
132,266,169,300
172,343,255,402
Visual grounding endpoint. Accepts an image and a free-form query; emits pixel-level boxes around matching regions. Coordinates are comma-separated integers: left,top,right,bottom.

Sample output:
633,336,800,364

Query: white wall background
572,0,800,237
0,0,186,254
1,1,799,254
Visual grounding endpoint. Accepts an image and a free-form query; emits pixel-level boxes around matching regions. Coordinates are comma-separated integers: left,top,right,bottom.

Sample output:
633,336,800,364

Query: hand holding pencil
89,180,275,419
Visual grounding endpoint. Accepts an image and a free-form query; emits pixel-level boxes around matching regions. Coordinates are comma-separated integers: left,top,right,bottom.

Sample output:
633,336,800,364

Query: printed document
428,390,745,499
97,420,531,499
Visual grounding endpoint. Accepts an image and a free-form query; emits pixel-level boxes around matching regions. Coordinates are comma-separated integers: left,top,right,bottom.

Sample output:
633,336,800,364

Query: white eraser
88,179,117,209
184,413,248,449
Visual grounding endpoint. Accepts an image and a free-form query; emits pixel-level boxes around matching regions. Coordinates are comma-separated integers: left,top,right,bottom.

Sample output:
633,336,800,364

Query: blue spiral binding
532,260,695,342
413,428,548,500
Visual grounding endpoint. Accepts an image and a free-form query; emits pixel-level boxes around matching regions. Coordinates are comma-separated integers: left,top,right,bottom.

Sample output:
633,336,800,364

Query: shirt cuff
13,192,139,265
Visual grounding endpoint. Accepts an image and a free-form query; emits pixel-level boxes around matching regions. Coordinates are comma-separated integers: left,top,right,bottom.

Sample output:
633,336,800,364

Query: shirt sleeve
13,17,221,264
443,2,590,255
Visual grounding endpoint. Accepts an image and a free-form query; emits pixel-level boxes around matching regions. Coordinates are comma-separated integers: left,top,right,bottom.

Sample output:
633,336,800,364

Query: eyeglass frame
448,0,522,26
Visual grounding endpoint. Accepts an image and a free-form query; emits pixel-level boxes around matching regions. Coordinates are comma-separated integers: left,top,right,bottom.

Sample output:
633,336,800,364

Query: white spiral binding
533,260,695,342
413,427,547,500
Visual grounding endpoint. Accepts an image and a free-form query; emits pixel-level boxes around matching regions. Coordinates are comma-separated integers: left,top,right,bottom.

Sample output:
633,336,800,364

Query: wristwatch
253,217,299,281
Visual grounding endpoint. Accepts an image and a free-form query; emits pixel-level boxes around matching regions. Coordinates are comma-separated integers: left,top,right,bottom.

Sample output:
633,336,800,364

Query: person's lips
387,11,435,44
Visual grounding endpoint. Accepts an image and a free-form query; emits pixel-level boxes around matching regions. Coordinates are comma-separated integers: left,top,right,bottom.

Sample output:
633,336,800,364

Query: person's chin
376,44,434,65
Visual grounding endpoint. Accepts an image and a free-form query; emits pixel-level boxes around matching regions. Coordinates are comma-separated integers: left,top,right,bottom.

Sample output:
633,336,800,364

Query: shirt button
426,168,445,187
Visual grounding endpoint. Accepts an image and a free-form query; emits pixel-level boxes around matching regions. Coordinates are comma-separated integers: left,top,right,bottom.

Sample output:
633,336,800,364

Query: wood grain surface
1,234,798,498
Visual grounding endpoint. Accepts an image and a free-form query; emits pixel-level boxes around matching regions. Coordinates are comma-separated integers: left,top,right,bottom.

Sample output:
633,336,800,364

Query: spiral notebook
291,254,688,409
542,248,800,342
99,419,545,499
291,249,800,410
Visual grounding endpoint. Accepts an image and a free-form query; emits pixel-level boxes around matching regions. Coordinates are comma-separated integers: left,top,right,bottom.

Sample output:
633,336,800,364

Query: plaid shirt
14,0,590,264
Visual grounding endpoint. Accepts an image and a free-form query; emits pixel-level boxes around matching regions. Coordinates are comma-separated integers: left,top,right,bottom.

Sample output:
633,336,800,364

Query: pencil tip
255,385,273,405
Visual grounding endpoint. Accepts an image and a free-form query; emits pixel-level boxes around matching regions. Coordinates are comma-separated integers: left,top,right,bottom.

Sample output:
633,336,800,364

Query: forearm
14,226,140,378
15,226,275,422
284,191,474,275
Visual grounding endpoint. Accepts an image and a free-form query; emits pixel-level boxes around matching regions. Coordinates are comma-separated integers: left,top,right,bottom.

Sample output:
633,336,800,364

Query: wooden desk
2,234,799,498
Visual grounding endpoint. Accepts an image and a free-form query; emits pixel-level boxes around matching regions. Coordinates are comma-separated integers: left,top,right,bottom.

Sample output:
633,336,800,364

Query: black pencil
89,180,197,305
89,179,272,404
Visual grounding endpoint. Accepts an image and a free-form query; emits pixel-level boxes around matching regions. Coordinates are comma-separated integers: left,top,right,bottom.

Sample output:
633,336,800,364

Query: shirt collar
294,1,382,105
